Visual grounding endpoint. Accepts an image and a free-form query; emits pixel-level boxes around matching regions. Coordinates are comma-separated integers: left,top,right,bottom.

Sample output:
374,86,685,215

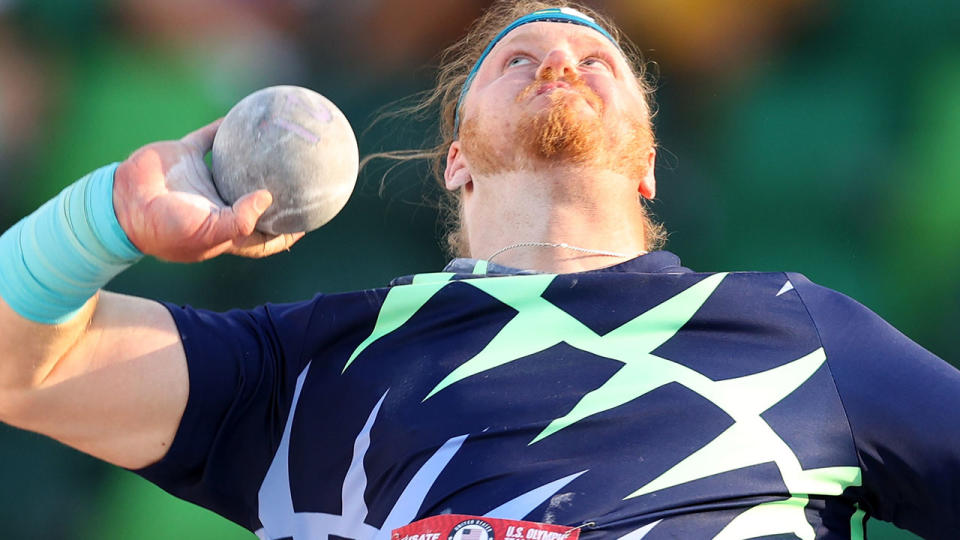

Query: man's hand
114,119,305,262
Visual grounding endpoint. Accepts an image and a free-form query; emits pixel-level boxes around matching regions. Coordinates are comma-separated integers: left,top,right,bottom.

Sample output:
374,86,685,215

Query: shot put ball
212,85,359,235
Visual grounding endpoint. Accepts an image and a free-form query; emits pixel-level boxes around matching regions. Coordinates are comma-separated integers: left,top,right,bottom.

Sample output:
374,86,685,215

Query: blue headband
453,7,619,137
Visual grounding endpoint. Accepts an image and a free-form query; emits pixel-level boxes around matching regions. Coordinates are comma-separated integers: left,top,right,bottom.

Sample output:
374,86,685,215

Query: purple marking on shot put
290,93,333,123
271,117,322,144
266,93,333,144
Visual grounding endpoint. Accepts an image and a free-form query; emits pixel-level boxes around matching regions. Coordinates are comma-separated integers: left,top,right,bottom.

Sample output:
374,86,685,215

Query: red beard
514,67,605,162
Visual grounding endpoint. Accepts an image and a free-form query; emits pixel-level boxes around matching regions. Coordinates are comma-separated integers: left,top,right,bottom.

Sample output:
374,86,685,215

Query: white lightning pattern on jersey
255,363,590,539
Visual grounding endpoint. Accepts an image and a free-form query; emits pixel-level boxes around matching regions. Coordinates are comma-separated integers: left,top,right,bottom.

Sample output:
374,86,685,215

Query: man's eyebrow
488,30,627,77
494,29,617,55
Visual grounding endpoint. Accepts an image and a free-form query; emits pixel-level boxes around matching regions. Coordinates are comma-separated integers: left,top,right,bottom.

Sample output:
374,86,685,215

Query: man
0,1,956,539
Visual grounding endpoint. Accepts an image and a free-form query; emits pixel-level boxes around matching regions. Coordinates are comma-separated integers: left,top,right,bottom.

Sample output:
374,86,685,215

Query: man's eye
580,57,608,68
507,56,532,67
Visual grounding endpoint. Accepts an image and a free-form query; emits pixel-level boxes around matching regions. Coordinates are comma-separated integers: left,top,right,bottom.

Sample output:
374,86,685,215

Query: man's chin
520,105,604,162
458,104,615,176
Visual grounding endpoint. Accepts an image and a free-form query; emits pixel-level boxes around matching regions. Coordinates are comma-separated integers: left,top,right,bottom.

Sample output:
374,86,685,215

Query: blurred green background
1,0,955,538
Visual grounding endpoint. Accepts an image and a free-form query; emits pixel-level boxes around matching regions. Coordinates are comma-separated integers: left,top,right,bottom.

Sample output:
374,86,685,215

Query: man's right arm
0,119,302,470
0,290,188,470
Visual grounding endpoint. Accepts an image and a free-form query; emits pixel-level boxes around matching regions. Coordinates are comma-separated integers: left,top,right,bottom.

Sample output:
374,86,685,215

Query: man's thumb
232,190,273,236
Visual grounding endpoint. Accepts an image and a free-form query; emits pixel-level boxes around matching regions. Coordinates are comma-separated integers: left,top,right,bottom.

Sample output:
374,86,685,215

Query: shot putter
212,85,359,235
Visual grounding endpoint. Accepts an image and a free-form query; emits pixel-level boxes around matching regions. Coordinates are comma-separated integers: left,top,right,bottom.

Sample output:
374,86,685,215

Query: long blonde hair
363,0,666,257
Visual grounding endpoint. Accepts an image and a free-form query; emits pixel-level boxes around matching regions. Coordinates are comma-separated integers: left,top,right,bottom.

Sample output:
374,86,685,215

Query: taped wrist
0,163,143,324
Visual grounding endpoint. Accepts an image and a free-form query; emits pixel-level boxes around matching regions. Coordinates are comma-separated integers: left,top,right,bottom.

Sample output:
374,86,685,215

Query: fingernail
255,192,272,213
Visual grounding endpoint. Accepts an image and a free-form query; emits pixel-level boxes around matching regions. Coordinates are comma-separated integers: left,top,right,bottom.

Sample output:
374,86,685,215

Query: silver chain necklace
487,241,647,264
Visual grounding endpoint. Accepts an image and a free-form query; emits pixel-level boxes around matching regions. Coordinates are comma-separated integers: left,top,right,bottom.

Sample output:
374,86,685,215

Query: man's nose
536,49,577,81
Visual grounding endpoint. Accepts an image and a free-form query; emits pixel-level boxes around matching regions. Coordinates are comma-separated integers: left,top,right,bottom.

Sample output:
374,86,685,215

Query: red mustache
515,67,603,112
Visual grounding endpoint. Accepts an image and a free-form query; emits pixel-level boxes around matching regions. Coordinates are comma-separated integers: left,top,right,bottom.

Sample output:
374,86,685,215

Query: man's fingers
197,208,242,249
230,231,306,259
197,189,270,248
180,118,224,154
231,190,274,235
201,190,306,259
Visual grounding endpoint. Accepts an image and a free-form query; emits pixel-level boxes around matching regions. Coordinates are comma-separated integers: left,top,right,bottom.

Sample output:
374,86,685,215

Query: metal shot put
212,86,358,235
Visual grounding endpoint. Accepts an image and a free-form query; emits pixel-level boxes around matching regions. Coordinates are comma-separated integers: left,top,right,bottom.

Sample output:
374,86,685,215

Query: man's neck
462,167,648,274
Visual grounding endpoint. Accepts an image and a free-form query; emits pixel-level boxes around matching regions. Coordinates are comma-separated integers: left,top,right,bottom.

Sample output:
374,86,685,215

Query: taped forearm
0,164,142,324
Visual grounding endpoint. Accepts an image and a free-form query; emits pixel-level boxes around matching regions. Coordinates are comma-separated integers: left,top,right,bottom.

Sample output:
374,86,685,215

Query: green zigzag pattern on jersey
344,271,862,539
343,272,455,373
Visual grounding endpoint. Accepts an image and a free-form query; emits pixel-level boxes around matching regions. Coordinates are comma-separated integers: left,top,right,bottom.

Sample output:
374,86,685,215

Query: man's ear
638,148,656,199
445,141,472,191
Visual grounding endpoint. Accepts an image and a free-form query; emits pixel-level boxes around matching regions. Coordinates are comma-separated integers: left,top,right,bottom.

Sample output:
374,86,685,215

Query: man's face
457,21,652,178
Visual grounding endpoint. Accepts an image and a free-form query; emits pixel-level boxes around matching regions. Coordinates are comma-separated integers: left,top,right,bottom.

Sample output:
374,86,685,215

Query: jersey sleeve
790,273,960,539
132,296,323,530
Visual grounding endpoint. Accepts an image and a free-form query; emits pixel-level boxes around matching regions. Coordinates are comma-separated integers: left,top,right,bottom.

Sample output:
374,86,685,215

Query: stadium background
1,1,957,538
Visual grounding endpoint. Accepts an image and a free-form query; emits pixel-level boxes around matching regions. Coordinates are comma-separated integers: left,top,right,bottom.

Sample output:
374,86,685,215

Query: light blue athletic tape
0,163,142,324
453,7,619,137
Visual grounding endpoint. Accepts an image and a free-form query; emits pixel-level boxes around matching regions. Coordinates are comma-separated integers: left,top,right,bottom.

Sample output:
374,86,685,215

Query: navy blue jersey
135,251,960,539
